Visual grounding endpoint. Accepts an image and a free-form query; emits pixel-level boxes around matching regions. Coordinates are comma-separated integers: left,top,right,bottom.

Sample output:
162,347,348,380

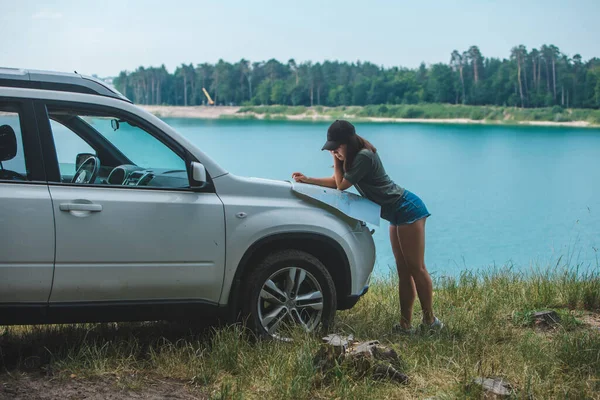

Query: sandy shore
140,105,597,128
141,105,240,119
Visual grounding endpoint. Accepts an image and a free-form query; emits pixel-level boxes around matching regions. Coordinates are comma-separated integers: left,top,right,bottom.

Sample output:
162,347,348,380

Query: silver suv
0,68,376,338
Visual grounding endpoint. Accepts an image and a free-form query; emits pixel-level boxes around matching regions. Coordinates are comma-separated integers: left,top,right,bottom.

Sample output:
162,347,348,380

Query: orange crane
202,87,215,105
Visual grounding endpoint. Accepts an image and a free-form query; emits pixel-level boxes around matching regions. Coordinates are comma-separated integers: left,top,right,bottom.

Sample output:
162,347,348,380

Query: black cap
321,120,356,151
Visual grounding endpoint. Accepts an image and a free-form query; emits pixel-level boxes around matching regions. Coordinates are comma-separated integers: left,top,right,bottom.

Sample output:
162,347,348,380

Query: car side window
0,104,31,181
50,119,96,178
47,106,189,189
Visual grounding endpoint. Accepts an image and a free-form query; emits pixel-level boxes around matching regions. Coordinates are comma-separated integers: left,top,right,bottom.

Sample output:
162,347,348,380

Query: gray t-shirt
344,149,405,221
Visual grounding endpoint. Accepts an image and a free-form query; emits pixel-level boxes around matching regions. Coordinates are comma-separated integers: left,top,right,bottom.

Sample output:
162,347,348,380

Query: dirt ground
580,311,600,331
0,374,207,400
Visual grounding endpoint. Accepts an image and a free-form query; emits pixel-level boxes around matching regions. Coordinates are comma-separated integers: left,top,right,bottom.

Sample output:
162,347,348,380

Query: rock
314,335,408,384
471,377,513,398
532,310,561,327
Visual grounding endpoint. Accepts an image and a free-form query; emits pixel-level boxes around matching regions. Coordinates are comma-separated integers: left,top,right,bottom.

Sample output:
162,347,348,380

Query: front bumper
342,226,376,295
337,285,369,310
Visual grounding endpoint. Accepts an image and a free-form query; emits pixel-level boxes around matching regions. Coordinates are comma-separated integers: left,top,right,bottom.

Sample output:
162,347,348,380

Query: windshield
82,116,184,170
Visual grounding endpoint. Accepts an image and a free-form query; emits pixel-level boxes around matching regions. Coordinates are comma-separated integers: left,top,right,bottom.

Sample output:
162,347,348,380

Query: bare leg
396,218,435,325
389,225,416,329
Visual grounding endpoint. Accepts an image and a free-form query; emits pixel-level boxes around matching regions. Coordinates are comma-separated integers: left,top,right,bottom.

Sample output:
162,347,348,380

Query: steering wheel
71,156,100,184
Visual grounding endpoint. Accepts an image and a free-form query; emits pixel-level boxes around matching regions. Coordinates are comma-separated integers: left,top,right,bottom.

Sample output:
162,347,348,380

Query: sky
1,0,599,78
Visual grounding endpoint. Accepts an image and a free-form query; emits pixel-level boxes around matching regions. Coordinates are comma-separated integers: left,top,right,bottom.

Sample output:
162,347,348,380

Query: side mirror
190,161,207,189
111,119,120,131
76,152,96,170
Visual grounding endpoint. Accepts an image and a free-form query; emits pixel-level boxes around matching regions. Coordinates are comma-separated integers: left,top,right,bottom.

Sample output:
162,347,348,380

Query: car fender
217,203,361,304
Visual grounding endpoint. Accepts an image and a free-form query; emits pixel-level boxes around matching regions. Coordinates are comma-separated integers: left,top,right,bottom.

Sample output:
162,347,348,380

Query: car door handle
59,203,103,212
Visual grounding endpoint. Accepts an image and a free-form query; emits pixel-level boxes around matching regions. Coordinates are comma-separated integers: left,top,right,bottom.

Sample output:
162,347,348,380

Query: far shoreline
140,105,600,128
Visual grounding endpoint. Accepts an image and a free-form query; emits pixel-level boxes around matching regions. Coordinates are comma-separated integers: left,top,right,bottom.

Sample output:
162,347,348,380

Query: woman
292,120,442,333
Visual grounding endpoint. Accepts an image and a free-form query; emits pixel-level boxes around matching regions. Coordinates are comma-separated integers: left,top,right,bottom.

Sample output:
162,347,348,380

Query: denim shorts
389,190,431,226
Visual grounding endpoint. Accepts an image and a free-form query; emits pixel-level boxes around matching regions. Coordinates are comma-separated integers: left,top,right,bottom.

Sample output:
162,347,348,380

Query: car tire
242,249,337,340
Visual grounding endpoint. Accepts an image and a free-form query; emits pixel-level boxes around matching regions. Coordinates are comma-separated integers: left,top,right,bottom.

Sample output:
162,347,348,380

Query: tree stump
314,334,408,384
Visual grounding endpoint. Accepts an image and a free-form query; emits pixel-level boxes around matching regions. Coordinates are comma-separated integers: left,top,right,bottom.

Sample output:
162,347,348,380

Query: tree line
113,45,600,109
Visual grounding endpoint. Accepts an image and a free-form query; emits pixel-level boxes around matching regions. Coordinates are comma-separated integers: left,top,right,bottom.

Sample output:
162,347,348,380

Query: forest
113,45,600,109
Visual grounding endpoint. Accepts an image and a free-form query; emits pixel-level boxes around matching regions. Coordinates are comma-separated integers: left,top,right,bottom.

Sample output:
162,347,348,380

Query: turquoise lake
166,118,599,278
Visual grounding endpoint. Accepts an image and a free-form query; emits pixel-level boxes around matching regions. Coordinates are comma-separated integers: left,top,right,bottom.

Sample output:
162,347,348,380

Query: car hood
214,174,381,226
291,182,381,226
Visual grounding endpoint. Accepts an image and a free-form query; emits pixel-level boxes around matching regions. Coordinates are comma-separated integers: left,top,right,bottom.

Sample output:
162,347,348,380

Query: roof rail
0,68,131,103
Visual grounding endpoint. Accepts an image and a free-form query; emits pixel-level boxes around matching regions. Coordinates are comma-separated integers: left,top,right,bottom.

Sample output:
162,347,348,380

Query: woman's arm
333,156,353,191
293,153,353,190
292,172,337,188
308,176,338,188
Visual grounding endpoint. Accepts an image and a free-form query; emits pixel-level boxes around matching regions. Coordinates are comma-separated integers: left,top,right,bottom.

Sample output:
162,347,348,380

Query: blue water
169,119,600,277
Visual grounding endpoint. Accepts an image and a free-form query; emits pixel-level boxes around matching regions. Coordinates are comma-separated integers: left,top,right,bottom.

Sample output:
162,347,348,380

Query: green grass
1,266,599,399
235,104,600,126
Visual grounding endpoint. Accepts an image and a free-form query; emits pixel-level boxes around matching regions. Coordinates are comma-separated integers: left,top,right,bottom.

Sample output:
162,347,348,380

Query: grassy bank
2,267,599,399
232,104,600,126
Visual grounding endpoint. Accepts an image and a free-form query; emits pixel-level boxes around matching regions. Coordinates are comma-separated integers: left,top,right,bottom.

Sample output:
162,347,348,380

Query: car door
36,100,226,305
0,99,54,318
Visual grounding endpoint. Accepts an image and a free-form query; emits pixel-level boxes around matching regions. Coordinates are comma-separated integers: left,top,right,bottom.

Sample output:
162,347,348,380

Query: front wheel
243,250,337,340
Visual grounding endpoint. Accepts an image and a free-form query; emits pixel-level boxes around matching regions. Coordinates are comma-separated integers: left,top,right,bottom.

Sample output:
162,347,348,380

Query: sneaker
420,317,444,333
392,323,416,335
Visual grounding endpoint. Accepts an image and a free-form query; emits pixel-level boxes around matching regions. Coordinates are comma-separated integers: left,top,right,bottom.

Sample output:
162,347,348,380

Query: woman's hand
292,172,310,183
331,153,352,190
293,173,337,189
332,153,344,186
332,152,343,166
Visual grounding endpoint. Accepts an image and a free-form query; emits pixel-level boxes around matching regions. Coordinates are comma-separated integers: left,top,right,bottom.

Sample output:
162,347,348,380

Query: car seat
0,125,27,181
